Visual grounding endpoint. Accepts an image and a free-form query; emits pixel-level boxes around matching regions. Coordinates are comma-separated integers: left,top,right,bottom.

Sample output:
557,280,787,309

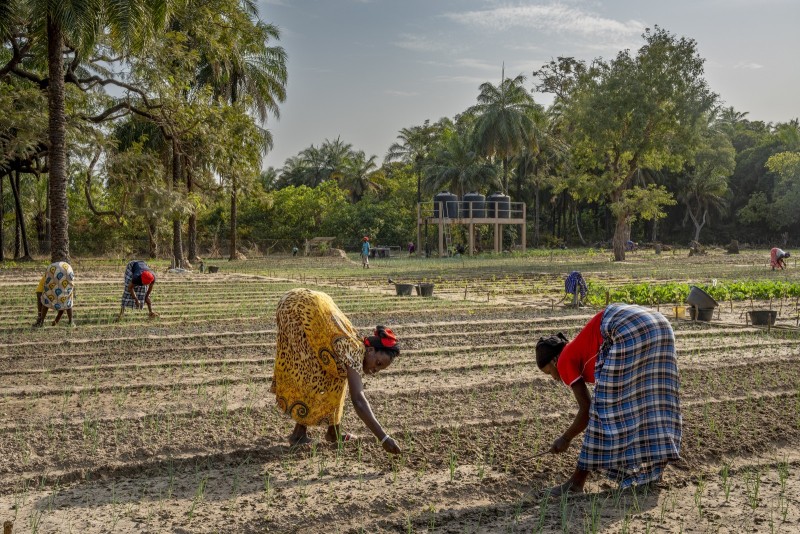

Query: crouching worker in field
770,247,790,270
536,304,682,495
271,288,402,454
117,260,158,320
34,261,75,327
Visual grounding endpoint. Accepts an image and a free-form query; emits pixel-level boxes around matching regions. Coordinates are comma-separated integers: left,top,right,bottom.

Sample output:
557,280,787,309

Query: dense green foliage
1,18,798,261
585,280,800,307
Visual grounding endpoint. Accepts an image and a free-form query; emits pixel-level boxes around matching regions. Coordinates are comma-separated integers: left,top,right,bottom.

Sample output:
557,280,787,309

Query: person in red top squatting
536,304,682,496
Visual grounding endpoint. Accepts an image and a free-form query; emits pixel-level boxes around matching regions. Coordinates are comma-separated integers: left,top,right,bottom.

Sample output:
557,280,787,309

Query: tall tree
470,72,539,194
540,27,716,260
678,123,735,242
194,1,286,260
385,120,445,203
8,0,170,261
339,151,381,202
423,128,498,197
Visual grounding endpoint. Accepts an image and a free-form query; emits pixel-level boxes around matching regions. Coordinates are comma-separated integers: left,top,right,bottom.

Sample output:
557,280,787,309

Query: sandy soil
0,261,798,533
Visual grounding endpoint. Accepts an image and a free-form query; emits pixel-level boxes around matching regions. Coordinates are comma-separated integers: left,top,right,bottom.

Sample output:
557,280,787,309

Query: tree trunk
10,172,32,260
651,218,658,242
612,212,627,261
0,173,4,262
575,204,587,245
47,16,69,262
687,206,707,243
186,163,199,262
502,158,509,195
533,183,540,247
171,138,185,267
147,219,158,258
45,181,50,253
229,175,238,260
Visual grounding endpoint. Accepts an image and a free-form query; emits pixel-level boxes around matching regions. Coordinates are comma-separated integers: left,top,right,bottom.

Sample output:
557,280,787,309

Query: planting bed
0,250,798,532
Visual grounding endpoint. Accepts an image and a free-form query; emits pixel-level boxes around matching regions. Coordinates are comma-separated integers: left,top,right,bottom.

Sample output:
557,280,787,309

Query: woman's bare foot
289,434,313,447
148,312,160,319
325,426,356,443
545,480,585,498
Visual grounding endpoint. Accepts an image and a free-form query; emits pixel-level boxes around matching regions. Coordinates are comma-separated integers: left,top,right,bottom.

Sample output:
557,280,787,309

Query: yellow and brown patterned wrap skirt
271,288,365,427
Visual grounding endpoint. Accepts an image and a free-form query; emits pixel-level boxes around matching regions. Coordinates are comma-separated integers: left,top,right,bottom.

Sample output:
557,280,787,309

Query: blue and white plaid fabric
565,271,587,299
578,304,682,488
121,261,149,309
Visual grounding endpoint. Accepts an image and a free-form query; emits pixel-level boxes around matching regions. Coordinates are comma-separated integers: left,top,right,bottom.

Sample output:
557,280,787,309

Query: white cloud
733,61,764,70
454,58,499,71
393,33,468,54
385,90,420,97
433,75,490,85
444,4,645,40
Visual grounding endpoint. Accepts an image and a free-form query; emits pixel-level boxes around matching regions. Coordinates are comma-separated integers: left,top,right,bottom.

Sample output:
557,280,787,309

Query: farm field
0,249,799,533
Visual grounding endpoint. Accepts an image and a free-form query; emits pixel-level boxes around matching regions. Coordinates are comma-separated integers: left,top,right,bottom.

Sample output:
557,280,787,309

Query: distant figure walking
408,241,415,256
34,261,75,327
771,247,790,270
118,260,158,320
361,237,370,269
292,245,299,257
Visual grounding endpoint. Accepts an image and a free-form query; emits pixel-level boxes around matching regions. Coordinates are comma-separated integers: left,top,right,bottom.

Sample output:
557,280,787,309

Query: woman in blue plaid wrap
536,304,682,494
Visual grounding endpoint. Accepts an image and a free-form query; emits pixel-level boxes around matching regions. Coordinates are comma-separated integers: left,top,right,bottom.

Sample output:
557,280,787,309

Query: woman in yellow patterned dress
33,261,75,327
271,288,402,454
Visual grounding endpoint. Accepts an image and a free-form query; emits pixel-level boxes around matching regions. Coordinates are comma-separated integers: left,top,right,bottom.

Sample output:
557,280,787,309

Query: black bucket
394,283,414,296
689,306,714,322
748,310,777,326
415,283,434,297
207,265,219,274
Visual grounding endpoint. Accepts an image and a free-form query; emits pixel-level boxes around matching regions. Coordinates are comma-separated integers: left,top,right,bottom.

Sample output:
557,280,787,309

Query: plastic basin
415,283,435,297
689,306,714,321
394,283,414,296
748,310,777,326
687,286,718,309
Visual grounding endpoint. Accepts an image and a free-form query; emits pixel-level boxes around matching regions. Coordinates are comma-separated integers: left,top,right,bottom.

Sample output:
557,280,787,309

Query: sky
256,0,800,168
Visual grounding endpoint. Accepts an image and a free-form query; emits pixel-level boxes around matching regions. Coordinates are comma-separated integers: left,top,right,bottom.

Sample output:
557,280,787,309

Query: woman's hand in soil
550,436,570,454
382,437,401,454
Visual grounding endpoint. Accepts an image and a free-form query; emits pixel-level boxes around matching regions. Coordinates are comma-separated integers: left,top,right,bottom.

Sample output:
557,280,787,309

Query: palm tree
470,72,539,195
385,120,444,203
20,0,169,261
339,151,381,202
423,129,498,197
195,3,287,259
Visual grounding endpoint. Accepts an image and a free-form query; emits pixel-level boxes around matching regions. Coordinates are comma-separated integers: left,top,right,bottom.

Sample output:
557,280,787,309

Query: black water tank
433,191,458,218
487,192,511,218
461,192,486,218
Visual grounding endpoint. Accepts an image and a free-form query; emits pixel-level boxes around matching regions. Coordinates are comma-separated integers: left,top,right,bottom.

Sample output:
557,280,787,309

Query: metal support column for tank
416,204,421,257
438,204,445,257
494,223,500,253
468,223,474,256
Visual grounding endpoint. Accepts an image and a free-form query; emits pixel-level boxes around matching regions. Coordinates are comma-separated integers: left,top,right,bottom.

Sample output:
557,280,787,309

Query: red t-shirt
557,310,605,386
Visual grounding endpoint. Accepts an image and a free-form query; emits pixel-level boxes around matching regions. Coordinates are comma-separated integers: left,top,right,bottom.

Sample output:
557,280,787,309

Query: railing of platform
418,201,526,220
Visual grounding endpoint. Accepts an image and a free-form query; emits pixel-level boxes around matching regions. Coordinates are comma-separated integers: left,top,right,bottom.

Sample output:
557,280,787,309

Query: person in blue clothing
117,260,159,320
361,237,371,269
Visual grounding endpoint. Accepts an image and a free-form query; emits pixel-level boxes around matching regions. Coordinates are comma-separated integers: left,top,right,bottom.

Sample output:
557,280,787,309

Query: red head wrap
363,325,399,357
141,270,155,285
